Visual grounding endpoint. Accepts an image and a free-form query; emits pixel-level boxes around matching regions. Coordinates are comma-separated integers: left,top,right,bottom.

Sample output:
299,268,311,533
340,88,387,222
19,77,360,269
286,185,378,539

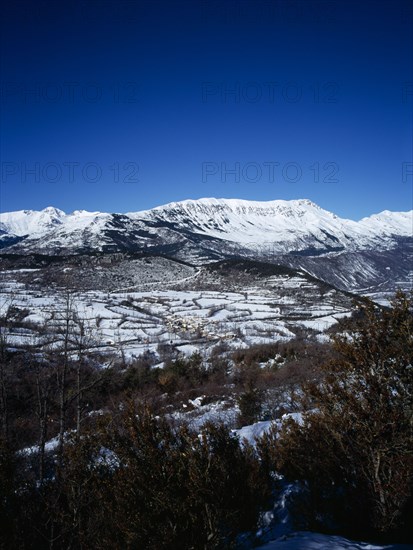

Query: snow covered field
0,259,354,361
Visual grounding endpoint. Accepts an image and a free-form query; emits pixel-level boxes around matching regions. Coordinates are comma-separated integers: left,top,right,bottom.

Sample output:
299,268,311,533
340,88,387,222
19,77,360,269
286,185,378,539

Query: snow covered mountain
1,198,412,294
131,198,412,251
1,198,411,252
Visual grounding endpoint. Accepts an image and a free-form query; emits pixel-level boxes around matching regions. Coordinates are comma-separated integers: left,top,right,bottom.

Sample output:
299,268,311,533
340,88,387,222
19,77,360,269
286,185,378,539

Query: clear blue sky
1,0,412,219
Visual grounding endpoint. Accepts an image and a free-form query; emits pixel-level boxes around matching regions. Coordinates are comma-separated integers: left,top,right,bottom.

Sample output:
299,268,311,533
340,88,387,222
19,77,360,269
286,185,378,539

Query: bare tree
0,294,16,441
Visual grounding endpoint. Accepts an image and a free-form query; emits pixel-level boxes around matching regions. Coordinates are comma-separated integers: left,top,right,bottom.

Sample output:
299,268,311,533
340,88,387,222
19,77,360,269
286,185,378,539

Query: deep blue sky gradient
1,0,412,219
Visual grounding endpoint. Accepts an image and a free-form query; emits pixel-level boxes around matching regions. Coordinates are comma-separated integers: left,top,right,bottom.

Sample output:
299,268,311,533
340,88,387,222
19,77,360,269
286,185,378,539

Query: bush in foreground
259,291,413,541
5,404,270,549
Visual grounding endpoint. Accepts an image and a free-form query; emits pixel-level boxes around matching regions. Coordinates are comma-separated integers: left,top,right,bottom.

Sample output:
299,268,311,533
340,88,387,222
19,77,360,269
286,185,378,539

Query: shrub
237,384,263,427
259,292,413,541
95,404,270,548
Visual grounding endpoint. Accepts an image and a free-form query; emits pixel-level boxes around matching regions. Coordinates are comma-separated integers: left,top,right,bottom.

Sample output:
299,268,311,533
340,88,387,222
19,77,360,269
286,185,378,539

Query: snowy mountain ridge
0,198,411,297
130,197,412,246
1,197,411,246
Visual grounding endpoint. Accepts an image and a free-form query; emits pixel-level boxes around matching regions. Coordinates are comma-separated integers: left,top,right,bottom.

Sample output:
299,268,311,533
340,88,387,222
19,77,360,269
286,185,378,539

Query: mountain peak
42,206,65,216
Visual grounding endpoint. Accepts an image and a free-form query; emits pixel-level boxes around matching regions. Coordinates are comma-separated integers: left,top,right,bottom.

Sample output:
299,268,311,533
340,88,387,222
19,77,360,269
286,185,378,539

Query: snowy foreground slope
260,532,412,549
233,420,413,550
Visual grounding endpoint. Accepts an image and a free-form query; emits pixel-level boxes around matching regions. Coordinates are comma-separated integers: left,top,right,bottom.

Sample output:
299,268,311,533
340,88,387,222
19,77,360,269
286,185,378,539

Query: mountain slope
129,198,412,252
1,199,411,251
1,198,411,294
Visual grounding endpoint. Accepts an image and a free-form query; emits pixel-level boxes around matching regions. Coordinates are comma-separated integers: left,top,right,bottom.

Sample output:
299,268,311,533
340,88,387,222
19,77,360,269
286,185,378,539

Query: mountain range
1,198,412,295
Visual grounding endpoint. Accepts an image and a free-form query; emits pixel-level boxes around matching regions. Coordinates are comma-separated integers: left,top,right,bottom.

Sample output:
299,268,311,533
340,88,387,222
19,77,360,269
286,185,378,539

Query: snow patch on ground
259,531,413,549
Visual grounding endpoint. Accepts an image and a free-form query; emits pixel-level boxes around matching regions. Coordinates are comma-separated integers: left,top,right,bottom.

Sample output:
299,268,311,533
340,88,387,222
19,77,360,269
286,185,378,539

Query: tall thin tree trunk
58,293,71,460
76,363,82,437
0,333,9,441
36,370,48,484
0,362,8,441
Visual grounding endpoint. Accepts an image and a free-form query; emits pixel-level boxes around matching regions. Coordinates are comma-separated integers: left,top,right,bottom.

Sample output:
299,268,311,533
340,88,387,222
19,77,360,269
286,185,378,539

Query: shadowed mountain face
0,198,412,295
